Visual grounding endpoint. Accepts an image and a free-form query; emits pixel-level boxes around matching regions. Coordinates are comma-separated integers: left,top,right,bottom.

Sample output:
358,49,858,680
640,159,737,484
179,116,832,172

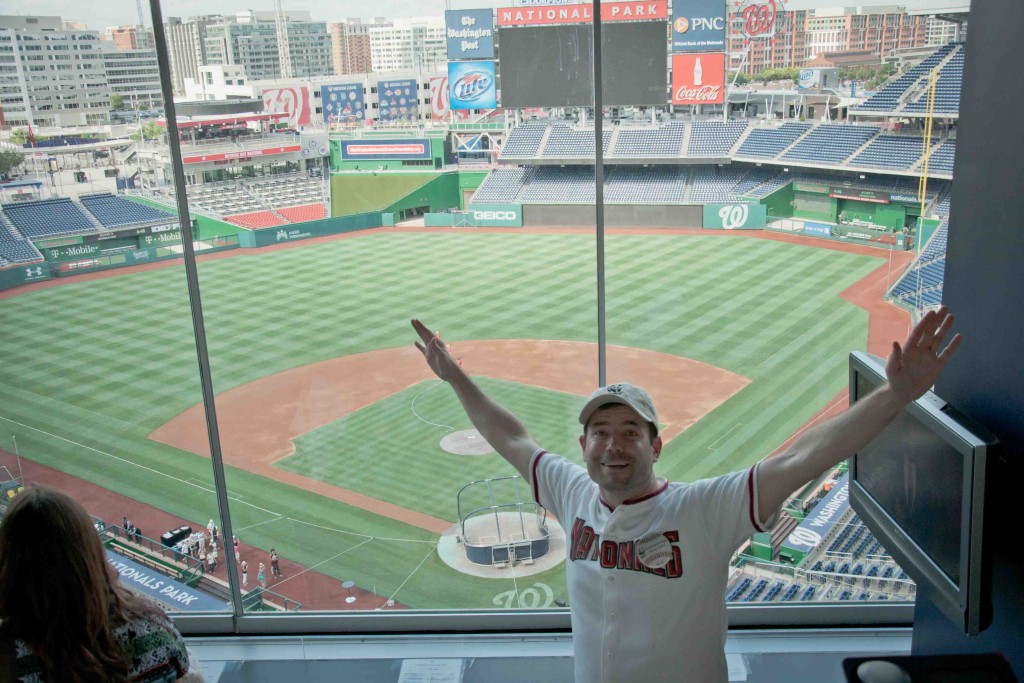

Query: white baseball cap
578,382,659,433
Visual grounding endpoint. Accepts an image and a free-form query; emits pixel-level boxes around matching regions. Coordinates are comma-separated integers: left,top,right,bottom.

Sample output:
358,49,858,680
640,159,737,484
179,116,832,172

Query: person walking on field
241,559,248,587
257,562,266,589
270,549,281,579
411,308,961,683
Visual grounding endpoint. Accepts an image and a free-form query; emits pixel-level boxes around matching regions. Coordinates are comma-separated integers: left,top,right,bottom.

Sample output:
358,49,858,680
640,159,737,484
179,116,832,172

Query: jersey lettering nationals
569,518,684,578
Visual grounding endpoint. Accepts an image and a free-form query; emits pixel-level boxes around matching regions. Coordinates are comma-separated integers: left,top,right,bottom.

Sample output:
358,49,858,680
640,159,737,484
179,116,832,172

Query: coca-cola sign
736,0,783,40
671,53,725,105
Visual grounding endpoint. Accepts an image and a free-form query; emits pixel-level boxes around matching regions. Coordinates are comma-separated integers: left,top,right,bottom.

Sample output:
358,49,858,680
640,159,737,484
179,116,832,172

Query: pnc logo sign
719,204,750,229
452,71,493,101
676,16,725,33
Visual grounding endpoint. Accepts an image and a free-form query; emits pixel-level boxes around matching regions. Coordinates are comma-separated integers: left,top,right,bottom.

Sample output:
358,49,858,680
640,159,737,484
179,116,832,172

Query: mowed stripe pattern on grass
0,232,880,608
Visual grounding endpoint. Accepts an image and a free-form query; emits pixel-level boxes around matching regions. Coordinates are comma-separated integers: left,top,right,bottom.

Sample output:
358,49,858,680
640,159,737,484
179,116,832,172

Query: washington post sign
445,9,495,60
672,0,726,51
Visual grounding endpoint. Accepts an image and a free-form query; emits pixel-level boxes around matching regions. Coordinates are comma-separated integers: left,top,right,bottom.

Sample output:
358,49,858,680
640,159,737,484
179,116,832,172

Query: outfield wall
522,204,703,228
237,211,388,247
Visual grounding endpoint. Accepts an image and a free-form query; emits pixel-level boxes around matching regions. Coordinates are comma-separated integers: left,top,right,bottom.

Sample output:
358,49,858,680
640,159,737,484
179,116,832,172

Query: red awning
156,112,289,129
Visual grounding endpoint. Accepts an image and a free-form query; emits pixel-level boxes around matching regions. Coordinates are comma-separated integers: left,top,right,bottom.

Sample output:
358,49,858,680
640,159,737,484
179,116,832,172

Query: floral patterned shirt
12,611,189,682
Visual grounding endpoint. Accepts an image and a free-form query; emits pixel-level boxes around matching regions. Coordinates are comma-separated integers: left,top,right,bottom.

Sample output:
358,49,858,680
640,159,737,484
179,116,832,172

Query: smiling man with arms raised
412,308,960,683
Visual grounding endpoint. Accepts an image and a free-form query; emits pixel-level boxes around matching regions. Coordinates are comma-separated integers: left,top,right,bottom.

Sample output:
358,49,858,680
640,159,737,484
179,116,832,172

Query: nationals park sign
497,1,667,25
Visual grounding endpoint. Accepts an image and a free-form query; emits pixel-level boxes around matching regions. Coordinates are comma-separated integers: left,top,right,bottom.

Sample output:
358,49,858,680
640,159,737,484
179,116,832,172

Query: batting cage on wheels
456,476,550,567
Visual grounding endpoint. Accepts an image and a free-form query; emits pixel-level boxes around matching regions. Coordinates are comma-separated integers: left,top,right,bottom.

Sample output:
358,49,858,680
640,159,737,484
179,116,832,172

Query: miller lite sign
671,53,724,105
448,60,497,110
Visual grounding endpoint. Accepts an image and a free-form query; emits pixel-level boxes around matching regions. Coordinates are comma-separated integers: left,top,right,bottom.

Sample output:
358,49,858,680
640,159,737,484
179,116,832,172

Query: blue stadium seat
2,198,98,238
80,193,175,228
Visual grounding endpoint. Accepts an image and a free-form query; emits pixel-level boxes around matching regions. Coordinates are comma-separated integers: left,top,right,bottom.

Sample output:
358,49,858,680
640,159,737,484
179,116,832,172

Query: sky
6,0,968,42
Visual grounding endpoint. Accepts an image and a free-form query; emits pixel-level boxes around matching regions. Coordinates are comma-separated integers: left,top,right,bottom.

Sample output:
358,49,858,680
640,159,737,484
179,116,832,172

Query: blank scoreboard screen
499,22,667,108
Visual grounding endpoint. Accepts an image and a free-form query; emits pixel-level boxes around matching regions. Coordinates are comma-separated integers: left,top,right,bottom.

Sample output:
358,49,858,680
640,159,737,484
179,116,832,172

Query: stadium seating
605,167,687,203
890,220,949,308
2,198,99,238
471,167,531,204
500,122,549,158
743,578,769,602
80,193,174,227
612,122,686,157
518,166,594,203
735,123,811,159
247,174,323,209
688,166,753,203
781,583,802,602
850,135,935,170
726,576,752,602
927,139,957,174
687,121,748,157
224,211,286,229
542,124,612,157
277,203,326,223
855,43,960,113
904,46,965,114
782,124,880,165
0,211,43,263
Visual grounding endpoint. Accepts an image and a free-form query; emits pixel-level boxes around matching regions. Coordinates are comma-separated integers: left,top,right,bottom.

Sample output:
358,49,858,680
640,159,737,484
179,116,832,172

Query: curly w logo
718,204,750,229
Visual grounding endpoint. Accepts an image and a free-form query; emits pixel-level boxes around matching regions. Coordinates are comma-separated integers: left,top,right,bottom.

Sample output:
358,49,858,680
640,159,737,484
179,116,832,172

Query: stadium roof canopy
156,112,288,129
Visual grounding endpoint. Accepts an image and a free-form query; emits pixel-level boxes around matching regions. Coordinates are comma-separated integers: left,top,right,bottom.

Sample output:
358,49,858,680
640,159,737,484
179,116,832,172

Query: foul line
1,417,295,521
287,516,437,545
385,544,437,608
272,537,374,589
410,380,454,433
233,516,285,533
708,423,743,450
785,396,848,442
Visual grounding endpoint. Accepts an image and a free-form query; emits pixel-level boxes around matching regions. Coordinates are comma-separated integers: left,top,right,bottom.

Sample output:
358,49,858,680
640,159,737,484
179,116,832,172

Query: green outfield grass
0,231,881,609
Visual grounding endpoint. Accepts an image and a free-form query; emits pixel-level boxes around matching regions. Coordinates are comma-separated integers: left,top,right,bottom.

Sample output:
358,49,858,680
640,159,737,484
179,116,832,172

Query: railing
103,524,206,584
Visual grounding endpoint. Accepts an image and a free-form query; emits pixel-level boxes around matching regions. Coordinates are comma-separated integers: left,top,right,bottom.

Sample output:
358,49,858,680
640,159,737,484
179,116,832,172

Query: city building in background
101,42,162,110
0,16,111,128
106,25,154,50
328,18,391,76
369,16,446,73
165,16,224,95
202,11,333,82
728,5,930,75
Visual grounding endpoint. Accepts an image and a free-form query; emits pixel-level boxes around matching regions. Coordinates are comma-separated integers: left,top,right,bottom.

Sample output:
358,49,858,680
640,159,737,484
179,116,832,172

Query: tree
111,94,125,110
9,128,28,145
0,149,26,178
131,120,163,141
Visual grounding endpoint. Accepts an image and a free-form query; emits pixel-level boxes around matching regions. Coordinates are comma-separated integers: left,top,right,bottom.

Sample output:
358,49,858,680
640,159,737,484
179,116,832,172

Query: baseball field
0,228,896,610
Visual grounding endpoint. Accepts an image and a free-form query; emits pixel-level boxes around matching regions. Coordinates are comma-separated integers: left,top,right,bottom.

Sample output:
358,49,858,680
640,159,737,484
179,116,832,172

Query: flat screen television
848,351,997,635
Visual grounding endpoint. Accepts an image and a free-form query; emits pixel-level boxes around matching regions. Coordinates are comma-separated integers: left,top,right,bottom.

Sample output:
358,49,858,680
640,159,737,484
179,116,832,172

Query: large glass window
0,0,965,634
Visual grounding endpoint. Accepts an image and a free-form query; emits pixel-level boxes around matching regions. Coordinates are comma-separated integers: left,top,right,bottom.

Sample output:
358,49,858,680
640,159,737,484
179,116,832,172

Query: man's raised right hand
412,319,462,383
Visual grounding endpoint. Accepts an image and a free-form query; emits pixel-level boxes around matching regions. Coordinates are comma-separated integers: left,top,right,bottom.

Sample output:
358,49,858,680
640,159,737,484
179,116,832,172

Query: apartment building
0,16,111,127
328,18,390,75
369,16,446,73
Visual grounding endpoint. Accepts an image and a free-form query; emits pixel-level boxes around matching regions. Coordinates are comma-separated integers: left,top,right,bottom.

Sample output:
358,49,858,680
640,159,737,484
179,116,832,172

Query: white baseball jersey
530,449,779,683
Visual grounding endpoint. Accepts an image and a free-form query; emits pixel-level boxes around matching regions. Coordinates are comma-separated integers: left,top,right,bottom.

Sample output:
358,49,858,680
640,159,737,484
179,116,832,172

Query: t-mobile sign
671,53,725,105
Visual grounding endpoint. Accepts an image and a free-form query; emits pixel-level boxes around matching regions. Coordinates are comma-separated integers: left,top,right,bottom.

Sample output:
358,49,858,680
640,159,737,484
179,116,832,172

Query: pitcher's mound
441,429,495,456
